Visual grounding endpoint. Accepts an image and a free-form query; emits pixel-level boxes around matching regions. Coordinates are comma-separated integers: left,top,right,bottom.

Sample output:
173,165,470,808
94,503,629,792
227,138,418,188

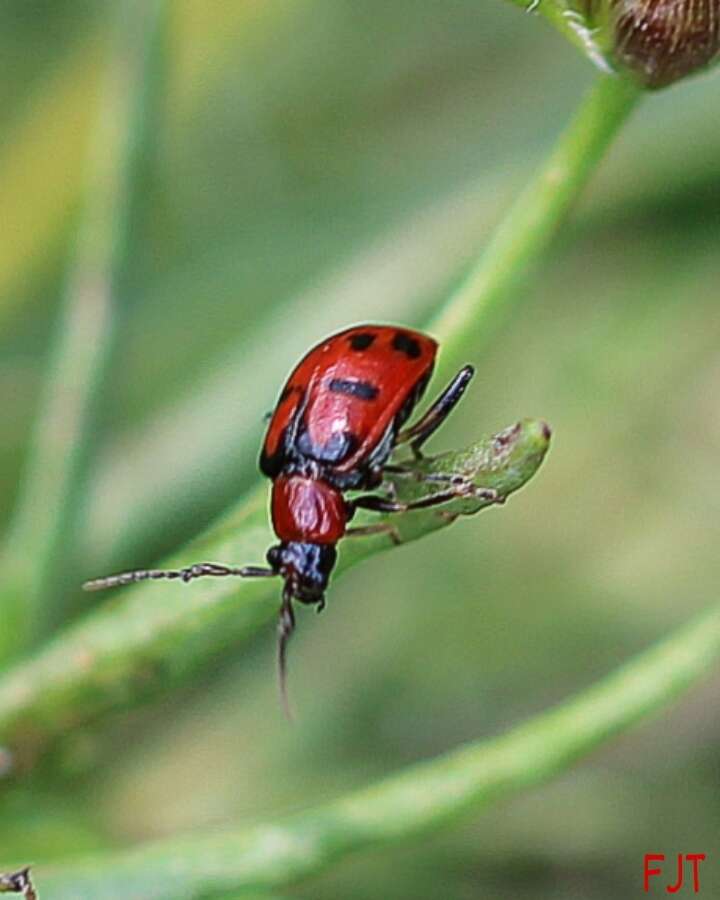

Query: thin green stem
40,601,720,899
430,73,641,375
0,1,166,661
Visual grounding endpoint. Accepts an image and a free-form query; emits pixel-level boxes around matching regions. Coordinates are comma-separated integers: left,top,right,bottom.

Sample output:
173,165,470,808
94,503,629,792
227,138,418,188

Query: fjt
644,854,706,893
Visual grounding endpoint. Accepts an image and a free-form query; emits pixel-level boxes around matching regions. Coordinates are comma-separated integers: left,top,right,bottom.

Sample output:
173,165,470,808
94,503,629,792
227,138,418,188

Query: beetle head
266,541,337,605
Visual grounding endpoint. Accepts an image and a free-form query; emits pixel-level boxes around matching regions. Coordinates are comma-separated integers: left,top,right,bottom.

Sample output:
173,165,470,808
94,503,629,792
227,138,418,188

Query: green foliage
1,2,719,898
39,599,720,897
0,0,167,661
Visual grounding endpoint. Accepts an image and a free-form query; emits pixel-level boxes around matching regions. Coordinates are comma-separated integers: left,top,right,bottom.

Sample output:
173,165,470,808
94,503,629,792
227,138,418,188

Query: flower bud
580,0,720,87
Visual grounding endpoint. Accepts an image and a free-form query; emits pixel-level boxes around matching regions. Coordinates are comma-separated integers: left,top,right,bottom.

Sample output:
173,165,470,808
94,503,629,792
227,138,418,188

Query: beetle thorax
271,474,347,544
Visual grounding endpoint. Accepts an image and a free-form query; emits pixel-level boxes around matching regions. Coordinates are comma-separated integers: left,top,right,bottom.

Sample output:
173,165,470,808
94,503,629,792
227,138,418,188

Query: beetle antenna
277,582,296,720
82,563,276,592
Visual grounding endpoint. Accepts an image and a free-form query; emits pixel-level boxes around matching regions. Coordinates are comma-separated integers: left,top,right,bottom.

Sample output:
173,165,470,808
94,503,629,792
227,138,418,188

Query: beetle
84,324,489,707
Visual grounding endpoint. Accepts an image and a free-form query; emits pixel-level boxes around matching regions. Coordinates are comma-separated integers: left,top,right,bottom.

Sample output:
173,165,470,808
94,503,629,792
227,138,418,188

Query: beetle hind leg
351,481,498,515
346,522,402,545
396,364,474,458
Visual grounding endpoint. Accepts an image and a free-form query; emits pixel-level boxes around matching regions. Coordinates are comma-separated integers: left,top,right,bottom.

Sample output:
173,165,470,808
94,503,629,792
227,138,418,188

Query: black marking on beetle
328,378,379,401
259,441,286,478
259,389,307,478
392,331,422,359
349,332,376,351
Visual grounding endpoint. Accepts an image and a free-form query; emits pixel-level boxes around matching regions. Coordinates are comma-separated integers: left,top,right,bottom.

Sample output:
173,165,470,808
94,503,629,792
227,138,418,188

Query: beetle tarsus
0,866,36,900
475,487,500,502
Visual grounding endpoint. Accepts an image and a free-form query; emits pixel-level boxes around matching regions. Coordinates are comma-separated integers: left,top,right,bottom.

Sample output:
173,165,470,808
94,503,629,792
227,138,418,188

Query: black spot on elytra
328,378,379,401
392,331,422,359
259,441,285,478
349,332,376,351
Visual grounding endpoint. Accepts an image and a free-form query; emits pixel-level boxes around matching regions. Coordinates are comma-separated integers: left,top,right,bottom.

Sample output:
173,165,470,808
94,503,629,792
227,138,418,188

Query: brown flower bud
581,0,720,87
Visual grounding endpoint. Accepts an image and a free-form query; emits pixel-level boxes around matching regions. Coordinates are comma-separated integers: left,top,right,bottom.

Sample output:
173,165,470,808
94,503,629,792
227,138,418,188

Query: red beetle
84,324,483,705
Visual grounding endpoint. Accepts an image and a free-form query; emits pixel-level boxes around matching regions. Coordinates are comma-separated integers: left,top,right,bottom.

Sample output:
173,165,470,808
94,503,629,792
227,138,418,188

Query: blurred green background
2,1,720,897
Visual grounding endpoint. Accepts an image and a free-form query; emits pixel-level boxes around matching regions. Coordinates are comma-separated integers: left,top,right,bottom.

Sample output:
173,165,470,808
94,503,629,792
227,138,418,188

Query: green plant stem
0,421,549,770
430,72,641,374
0,1,166,661
40,601,720,899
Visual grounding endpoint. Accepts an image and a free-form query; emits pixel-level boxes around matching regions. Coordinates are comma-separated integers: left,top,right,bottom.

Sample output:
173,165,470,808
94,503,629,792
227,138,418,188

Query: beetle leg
0,867,36,899
422,472,469,484
386,469,502,505
345,522,402,545
352,482,497,514
395,365,474,458
385,466,476,487
352,488,459,513
382,462,414,475
379,478,399,500
83,562,276,592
